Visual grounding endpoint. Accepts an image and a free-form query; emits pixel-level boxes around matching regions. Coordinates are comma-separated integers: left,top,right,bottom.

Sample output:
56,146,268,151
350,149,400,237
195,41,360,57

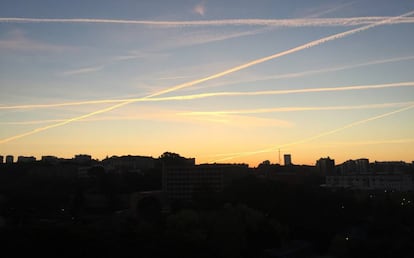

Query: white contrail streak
204,55,414,90
211,104,414,162
1,17,414,27
3,101,411,126
1,81,413,110
1,10,413,144
179,102,414,116
324,138,414,146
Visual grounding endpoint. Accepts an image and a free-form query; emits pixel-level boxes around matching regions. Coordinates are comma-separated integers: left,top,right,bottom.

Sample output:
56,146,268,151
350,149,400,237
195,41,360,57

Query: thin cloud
63,27,271,76
1,10,413,144
63,50,170,76
211,104,414,162
192,1,206,16
62,65,105,76
0,29,69,52
161,27,272,49
197,55,414,91
1,81,413,110
0,110,292,128
156,75,194,81
324,138,414,146
179,102,414,116
300,1,355,18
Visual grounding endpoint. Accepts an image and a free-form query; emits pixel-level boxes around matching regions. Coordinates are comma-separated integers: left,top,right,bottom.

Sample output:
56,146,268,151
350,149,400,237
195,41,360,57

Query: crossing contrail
211,104,414,162
3,101,411,126
2,54,413,111
1,16,414,27
1,10,413,144
1,81,413,110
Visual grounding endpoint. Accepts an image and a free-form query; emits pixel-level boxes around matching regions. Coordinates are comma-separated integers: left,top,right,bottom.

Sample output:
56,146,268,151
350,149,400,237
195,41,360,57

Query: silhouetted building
340,158,370,174
356,158,369,173
284,154,292,166
327,160,414,191
5,155,14,164
372,161,411,174
0,155,3,164
41,155,60,164
162,165,224,202
199,163,250,184
73,154,92,164
102,155,155,172
316,157,335,174
17,156,36,163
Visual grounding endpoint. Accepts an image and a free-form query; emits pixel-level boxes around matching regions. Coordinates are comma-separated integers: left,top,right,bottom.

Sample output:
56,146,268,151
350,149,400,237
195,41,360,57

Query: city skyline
1,0,414,166
1,151,412,169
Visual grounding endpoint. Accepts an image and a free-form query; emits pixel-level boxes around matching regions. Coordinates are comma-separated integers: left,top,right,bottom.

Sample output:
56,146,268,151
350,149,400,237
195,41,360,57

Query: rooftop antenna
278,148,281,165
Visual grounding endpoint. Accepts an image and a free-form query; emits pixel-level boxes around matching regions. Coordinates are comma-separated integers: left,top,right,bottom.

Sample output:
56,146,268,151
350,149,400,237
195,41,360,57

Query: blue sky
1,0,414,165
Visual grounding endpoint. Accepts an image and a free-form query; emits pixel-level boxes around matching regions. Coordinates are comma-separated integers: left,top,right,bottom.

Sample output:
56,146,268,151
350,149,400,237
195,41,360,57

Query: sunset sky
1,0,413,166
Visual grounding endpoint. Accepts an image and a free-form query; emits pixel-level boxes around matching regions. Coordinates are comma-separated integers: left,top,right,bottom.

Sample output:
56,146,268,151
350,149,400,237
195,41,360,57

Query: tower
284,154,292,166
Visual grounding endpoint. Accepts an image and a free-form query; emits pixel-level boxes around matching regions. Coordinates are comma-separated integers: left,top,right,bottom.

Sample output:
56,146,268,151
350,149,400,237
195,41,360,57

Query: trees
158,152,194,167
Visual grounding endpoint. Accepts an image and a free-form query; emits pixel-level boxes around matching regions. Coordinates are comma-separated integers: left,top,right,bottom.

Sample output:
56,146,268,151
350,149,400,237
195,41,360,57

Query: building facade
326,174,414,191
162,165,224,202
316,157,335,174
17,156,36,163
5,155,14,164
284,154,292,166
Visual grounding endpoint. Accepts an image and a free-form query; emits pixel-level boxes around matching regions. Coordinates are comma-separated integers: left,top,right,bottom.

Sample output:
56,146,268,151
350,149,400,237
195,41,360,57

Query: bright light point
345,237,349,241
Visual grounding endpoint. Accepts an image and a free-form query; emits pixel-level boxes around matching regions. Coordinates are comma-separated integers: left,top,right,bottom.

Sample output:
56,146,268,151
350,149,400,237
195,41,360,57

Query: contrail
323,138,414,146
1,17,414,27
3,101,411,126
0,101,134,144
1,81,413,110
201,55,414,90
2,54,413,111
179,101,414,116
1,10,413,144
211,104,414,162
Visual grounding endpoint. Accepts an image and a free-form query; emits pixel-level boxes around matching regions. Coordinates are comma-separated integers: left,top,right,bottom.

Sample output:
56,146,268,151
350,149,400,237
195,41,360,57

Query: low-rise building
5,155,14,164
17,156,36,163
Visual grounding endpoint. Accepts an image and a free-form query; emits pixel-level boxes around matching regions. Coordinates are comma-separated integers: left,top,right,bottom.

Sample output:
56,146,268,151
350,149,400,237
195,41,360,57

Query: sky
0,0,414,166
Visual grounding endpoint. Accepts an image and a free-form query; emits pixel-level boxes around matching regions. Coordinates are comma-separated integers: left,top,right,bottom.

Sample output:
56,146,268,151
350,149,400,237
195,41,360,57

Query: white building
284,154,292,166
326,174,414,191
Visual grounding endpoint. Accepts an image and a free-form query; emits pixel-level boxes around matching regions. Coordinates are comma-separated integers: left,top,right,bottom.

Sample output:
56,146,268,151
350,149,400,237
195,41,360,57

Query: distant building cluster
1,152,414,199
325,159,414,191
